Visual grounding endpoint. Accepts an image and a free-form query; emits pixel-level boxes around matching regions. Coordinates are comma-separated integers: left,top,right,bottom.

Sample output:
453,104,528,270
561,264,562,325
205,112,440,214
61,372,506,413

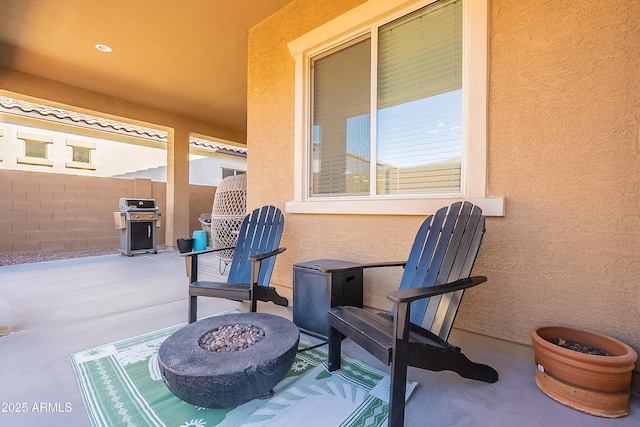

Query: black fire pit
158,313,300,409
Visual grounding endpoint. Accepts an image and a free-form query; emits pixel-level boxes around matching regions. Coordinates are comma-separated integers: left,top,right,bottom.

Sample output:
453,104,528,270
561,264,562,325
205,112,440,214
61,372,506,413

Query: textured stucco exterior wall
247,0,640,363
479,0,640,349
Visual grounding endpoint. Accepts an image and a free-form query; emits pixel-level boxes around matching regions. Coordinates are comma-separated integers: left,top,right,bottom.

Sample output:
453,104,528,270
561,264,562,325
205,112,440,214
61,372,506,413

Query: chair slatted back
227,205,284,287
397,202,485,340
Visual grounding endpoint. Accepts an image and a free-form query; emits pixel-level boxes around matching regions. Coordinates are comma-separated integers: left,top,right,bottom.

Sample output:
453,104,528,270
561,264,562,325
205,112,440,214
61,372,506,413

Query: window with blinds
377,0,462,194
310,0,463,197
312,38,371,196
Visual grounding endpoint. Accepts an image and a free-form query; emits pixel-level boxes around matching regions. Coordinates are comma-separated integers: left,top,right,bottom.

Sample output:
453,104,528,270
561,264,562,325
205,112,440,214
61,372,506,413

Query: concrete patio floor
0,250,638,426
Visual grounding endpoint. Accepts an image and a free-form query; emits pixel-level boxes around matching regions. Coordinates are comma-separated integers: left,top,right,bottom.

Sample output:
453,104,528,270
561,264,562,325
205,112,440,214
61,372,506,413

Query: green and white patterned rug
70,311,417,427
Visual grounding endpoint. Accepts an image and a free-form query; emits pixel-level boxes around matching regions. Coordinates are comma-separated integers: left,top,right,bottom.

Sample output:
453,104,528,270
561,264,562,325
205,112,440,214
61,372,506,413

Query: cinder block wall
0,169,216,254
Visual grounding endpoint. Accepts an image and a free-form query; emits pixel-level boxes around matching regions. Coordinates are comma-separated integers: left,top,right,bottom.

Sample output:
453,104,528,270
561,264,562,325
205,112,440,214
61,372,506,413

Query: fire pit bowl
532,325,637,418
158,313,299,408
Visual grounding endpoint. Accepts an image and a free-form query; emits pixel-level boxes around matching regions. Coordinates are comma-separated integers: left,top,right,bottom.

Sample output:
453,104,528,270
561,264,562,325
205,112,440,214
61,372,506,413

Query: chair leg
328,326,342,372
389,303,410,427
189,295,197,323
250,295,257,312
388,347,408,427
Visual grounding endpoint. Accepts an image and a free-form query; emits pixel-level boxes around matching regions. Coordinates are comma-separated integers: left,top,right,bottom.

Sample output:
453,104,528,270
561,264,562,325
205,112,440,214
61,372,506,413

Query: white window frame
286,0,504,216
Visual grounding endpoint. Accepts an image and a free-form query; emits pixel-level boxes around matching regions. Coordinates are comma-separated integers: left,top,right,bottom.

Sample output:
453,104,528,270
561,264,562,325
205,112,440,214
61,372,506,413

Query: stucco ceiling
0,0,293,132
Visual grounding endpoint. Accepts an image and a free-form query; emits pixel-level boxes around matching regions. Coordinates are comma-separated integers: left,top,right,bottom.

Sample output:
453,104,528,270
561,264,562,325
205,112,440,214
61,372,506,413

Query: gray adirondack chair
184,205,288,323
327,201,498,427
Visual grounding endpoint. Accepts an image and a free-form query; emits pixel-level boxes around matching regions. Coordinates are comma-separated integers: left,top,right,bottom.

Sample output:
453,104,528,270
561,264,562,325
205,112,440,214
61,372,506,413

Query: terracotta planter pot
532,326,637,418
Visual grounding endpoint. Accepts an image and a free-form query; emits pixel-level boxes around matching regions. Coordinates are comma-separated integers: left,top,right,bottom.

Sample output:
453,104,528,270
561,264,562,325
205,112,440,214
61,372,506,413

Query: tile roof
190,136,247,155
0,96,246,155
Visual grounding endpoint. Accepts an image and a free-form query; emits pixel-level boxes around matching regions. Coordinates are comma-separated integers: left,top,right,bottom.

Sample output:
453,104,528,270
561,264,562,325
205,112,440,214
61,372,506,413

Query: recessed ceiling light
95,43,113,53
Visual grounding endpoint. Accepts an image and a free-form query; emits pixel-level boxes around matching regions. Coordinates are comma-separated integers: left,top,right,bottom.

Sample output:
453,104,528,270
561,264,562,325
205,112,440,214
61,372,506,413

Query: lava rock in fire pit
199,324,265,352
158,313,299,409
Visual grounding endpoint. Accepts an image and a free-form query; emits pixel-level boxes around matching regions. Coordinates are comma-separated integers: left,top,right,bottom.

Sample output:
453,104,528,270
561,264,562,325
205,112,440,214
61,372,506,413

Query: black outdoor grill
115,198,160,256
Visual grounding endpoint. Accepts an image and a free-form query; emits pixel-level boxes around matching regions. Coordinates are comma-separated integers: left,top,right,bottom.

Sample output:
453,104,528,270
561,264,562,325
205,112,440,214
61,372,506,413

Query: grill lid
119,198,158,212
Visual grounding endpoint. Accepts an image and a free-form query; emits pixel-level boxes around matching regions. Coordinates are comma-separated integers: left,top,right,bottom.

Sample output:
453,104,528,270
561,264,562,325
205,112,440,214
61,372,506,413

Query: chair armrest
248,247,287,289
319,260,406,273
249,247,286,262
179,246,235,257
181,246,235,283
387,276,487,304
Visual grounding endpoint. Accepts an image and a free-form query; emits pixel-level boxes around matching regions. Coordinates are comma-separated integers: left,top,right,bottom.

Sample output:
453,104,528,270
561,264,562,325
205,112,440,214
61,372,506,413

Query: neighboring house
113,138,246,185
0,96,246,186
112,156,246,186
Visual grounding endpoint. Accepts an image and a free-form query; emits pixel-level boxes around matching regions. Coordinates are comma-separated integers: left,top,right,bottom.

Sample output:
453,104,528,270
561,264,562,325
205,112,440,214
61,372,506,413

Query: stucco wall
247,0,640,364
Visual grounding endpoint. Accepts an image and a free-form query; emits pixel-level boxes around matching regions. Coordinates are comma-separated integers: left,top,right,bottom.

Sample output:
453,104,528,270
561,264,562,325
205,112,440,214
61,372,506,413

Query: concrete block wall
0,169,217,254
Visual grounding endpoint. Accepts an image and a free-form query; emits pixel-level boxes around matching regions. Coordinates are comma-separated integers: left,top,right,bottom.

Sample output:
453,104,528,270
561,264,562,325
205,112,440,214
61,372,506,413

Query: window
25,140,47,158
222,168,246,179
72,146,91,163
312,1,462,197
312,37,371,196
376,2,463,195
287,0,503,215
66,139,97,170
17,132,54,166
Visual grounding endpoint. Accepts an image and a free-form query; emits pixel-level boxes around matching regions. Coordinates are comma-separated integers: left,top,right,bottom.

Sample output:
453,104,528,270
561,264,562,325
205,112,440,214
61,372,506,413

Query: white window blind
311,38,371,196
377,0,463,195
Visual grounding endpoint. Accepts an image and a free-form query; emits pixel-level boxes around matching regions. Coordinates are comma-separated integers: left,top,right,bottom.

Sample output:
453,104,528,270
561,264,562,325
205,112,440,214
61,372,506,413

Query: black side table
292,259,364,339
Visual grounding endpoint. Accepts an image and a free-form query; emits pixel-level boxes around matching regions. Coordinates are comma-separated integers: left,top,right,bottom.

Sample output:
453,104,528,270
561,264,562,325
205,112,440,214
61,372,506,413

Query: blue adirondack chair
326,202,498,427
184,205,288,323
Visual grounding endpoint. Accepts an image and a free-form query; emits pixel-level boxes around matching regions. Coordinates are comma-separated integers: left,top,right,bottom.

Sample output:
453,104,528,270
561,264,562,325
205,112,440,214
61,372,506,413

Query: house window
66,139,97,170
222,168,246,179
25,140,47,158
287,0,503,215
17,132,54,166
312,37,371,196
72,146,91,163
312,1,462,197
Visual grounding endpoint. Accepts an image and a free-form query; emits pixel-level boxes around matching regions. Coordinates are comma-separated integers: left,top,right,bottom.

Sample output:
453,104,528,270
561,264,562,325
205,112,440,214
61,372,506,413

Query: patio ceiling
0,0,293,132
